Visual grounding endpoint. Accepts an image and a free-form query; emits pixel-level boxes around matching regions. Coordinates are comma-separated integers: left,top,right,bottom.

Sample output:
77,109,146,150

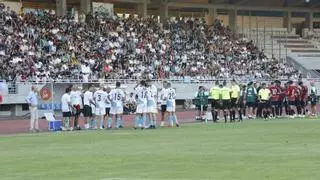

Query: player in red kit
269,81,281,118
286,81,297,118
298,81,308,117
295,84,302,117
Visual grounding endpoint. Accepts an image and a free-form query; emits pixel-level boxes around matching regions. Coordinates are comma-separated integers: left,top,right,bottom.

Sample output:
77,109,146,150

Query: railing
241,26,292,61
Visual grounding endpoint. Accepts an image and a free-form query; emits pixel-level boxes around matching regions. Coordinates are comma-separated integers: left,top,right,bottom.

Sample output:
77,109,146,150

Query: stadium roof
7,0,320,12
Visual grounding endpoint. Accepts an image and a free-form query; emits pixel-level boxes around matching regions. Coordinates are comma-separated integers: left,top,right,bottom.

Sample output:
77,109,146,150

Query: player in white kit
158,81,168,127
166,83,179,127
93,86,108,129
108,82,125,128
83,87,95,130
134,81,148,129
70,85,83,130
146,80,158,129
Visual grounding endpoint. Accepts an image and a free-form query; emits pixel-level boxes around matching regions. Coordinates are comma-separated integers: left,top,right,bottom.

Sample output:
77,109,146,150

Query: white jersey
94,90,108,108
83,91,93,106
158,88,168,105
135,86,148,105
61,93,71,112
70,90,82,107
109,88,125,104
167,88,176,102
147,85,157,106
166,88,176,112
109,88,125,115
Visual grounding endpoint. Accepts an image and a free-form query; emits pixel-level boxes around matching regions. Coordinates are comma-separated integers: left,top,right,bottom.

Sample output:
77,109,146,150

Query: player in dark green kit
246,82,257,119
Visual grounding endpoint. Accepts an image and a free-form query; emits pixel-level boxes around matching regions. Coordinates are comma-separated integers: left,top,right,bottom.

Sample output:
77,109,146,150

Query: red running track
0,111,197,135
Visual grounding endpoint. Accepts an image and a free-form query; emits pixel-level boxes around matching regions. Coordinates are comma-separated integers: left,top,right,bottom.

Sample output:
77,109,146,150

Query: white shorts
136,103,147,114
147,106,158,114
95,107,106,116
91,105,96,115
166,100,176,112
147,100,157,114
110,102,123,115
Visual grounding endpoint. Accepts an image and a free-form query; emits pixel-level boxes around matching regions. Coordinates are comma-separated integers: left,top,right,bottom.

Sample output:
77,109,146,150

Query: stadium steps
291,49,320,53
284,44,315,48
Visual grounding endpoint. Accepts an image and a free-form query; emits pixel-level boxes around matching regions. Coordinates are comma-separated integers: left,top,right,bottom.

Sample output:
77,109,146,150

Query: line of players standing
197,80,318,122
60,81,179,131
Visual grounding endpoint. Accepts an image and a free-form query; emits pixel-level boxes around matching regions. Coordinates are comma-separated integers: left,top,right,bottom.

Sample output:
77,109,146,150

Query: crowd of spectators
0,4,300,82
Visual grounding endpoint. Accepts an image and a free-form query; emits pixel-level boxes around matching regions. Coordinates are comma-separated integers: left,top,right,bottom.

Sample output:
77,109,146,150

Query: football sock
238,110,242,120
107,117,112,128
116,116,121,128
173,114,178,124
272,107,275,117
168,115,173,126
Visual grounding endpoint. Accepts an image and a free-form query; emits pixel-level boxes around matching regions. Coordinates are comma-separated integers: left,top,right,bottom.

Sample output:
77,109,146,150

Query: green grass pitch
1,119,320,180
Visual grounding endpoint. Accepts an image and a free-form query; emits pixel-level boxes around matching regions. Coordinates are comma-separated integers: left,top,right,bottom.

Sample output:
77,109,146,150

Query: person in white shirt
146,80,158,129
158,81,168,127
83,87,94,129
93,86,108,129
25,86,39,132
108,82,125,128
133,81,148,129
104,87,112,129
61,87,73,131
166,83,179,127
70,85,83,130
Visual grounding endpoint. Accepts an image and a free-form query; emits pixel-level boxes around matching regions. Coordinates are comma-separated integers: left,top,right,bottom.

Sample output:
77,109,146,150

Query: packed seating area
0,4,300,82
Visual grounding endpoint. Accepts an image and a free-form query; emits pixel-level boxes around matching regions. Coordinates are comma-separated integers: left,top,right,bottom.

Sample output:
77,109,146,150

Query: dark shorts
211,99,220,109
270,101,278,107
246,102,255,107
83,105,92,117
72,104,81,116
63,112,72,117
161,105,167,113
105,107,110,116
222,100,230,109
230,98,238,108
259,100,269,109
288,101,296,106
310,96,317,106
196,105,208,111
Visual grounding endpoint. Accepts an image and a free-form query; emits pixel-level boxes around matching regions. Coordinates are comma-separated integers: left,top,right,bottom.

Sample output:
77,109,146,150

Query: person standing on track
93,86,108,129
194,86,208,121
146,80,158,129
299,81,308,117
220,80,231,123
61,87,74,131
158,81,168,127
83,87,94,130
230,80,240,122
134,80,148,129
104,87,112,129
70,85,83,130
166,83,179,127
258,83,271,119
209,80,220,123
238,84,246,121
109,82,125,129
310,81,318,117
269,81,281,118
25,86,39,132
246,82,257,119
286,81,297,118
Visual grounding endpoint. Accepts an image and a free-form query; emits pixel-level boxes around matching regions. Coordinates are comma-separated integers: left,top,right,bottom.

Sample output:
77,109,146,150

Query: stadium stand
0,4,300,82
